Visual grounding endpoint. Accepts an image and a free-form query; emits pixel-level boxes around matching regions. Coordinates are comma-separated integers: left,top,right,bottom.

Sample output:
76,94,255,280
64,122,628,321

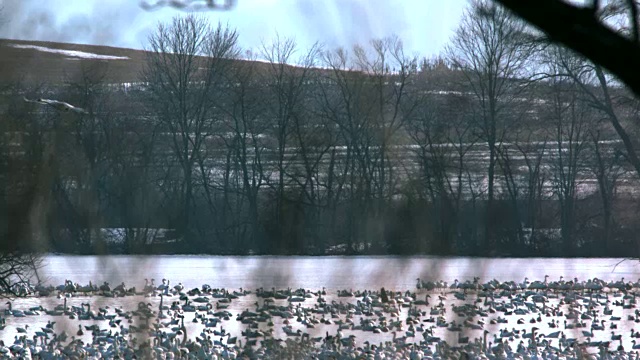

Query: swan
5,302,24,317
113,282,126,293
77,282,94,295
157,279,170,295
182,300,195,312
288,294,306,302
226,333,237,345
82,303,97,319
173,282,184,294
192,296,209,303
16,325,28,333
24,97,88,114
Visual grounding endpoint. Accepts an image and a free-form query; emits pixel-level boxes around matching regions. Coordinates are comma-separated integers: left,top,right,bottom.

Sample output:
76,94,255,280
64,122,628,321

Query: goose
24,97,88,114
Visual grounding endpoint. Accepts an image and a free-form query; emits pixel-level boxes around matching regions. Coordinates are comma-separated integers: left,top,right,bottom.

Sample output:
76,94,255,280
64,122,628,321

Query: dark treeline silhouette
2,3,640,257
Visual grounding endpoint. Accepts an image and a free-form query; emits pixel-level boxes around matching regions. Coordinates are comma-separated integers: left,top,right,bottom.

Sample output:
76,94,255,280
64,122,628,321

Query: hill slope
0,38,149,85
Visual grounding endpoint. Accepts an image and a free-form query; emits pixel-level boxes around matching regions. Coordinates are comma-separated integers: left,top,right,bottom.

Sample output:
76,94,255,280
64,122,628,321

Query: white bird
24,97,88,114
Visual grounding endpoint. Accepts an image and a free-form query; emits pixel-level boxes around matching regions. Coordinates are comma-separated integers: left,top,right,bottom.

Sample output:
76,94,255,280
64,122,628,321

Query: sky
0,0,468,60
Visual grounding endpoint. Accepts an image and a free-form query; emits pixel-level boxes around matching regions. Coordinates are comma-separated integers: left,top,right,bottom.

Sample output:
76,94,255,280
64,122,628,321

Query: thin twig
612,257,632,273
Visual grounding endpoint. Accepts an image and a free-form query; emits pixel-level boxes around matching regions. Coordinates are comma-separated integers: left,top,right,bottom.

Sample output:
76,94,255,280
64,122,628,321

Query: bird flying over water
24,97,88,115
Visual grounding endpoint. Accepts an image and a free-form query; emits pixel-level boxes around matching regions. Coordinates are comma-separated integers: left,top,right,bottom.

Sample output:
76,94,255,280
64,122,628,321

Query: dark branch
628,0,640,43
495,0,640,97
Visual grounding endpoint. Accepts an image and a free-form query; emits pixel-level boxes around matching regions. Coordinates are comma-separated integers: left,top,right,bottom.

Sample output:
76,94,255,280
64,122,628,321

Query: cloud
0,0,140,47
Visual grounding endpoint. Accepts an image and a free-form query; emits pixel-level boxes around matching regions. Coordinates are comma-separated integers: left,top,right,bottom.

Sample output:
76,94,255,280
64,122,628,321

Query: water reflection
41,255,640,290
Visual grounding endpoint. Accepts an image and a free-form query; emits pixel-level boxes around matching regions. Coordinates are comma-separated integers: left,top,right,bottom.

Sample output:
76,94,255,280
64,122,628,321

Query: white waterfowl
24,97,88,114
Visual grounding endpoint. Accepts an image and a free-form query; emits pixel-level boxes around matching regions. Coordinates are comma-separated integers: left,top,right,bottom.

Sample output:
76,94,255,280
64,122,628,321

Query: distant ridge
0,38,150,85
0,38,313,87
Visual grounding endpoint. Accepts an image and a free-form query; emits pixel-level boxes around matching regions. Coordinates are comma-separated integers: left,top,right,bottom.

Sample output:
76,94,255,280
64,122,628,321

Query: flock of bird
1,276,640,359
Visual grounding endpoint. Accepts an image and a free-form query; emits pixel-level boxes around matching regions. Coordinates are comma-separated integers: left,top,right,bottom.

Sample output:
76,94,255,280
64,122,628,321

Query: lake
40,255,640,289
4,255,640,355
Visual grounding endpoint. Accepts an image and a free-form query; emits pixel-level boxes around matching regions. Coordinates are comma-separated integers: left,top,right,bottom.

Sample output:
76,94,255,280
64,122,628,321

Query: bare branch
496,0,640,97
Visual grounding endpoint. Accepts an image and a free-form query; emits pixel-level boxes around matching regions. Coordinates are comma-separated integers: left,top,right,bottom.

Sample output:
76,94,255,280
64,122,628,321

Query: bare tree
447,0,533,252
545,69,590,255
318,47,373,252
512,133,548,253
495,143,524,249
0,84,55,293
587,129,626,253
289,88,336,253
218,55,269,253
142,15,239,249
17,83,93,253
499,0,640,186
352,36,417,251
0,6,6,30
44,63,119,253
100,89,161,253
2,84,48,253
317,37,416,253
259,36,322,253
561,58,640,179
405,92,477,254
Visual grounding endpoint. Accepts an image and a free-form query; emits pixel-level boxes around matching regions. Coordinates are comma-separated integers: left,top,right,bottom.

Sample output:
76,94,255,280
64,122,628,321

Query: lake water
40,255,640,290
4,256,640,354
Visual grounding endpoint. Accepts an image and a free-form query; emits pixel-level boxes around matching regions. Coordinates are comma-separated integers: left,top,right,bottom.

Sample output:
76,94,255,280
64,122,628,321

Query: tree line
2,1,640,257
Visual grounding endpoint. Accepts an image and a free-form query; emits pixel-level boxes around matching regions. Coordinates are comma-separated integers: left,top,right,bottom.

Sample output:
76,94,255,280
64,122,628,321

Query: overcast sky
0,0,467,59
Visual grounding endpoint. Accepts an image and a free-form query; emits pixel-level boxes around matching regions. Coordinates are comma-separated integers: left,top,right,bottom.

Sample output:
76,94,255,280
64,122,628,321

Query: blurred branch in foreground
495,0,640,97
0,253,43,298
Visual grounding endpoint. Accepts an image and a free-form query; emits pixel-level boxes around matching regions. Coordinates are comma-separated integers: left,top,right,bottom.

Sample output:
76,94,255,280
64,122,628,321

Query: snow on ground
9,44,130,60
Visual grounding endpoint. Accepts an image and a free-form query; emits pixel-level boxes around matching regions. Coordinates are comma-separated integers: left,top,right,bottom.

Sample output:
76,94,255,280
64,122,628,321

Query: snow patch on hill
9,44,130,60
